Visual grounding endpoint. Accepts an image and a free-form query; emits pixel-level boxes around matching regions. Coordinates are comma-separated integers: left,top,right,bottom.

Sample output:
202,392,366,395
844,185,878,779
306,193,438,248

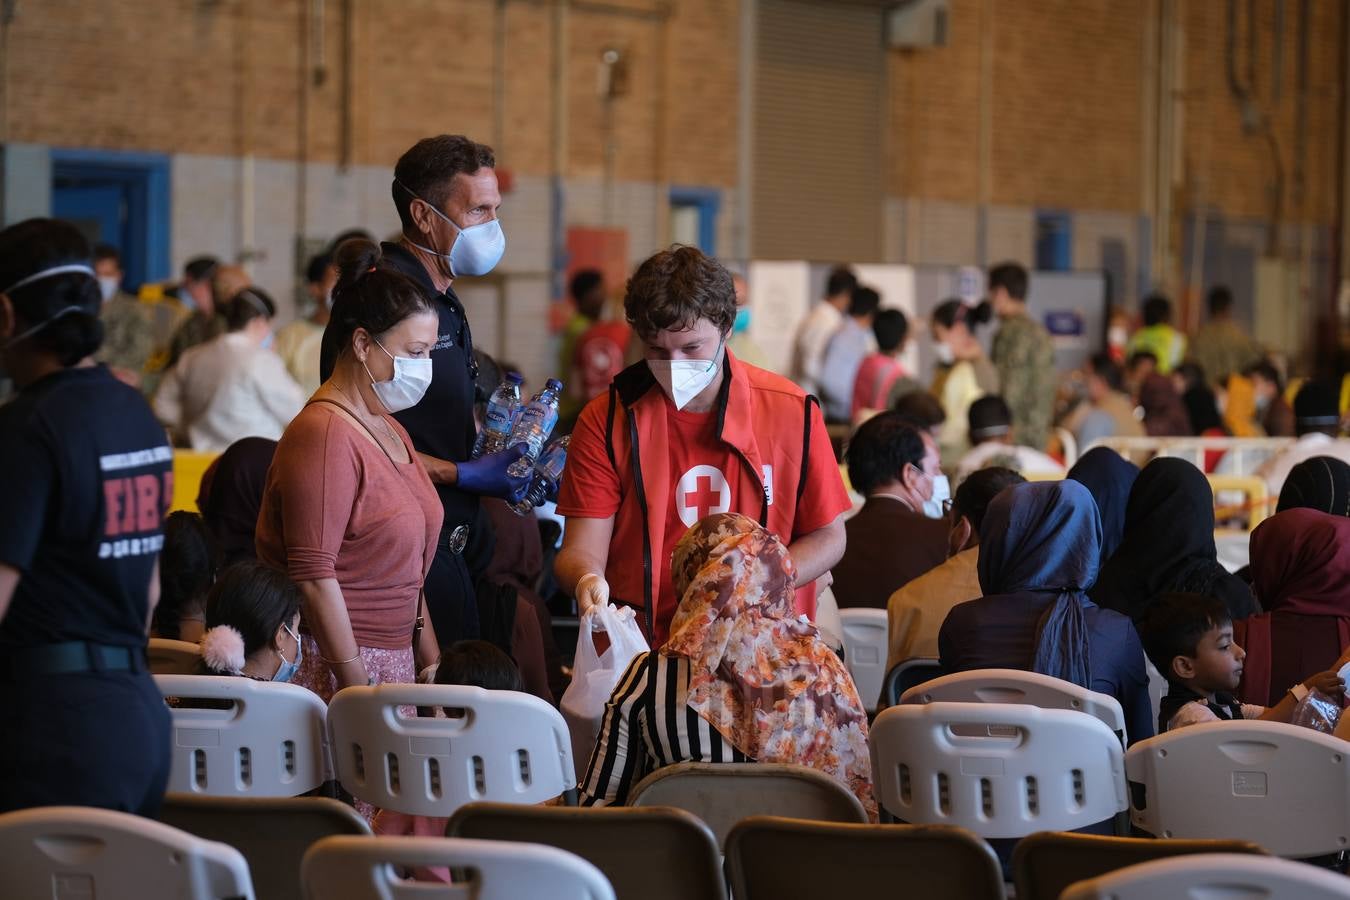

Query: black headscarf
1067,447,1139,561
977,481,1102,689
1276,456,1350,517
1182,386,1225,434
199,437,277,565
1089,457,1256,622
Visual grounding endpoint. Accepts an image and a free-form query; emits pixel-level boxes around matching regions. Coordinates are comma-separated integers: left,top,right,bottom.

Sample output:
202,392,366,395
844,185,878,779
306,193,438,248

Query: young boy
1140,592,1347,733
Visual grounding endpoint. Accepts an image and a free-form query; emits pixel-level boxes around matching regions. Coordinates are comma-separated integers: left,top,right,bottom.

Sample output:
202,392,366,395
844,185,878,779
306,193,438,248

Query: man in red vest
554,247,850,643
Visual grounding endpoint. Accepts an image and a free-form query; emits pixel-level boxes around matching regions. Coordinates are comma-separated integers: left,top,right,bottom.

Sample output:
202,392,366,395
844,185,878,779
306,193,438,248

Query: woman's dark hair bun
933,297,992,333
318,237,433,382
333,238,383,297
968,300,993,326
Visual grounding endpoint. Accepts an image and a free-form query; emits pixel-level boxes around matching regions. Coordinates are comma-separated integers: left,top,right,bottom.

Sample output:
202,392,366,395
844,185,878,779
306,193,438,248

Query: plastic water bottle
507,378,563,475
511,435,570,516
472,372,523,459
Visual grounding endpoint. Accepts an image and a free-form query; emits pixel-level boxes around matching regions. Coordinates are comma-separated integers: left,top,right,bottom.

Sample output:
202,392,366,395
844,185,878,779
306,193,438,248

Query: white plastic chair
870,702,1127,838
157,673,333,797
1060,852,1350,900
325,684,576,816
148,637,203,674
0,806,255,900
1125,720,1350,858
899,668,1129,743
301,836,616,900
839,607,888,713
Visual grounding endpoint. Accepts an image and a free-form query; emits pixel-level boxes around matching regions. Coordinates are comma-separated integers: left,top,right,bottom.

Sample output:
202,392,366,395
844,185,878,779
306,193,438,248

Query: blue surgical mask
261,331,274,350
733,307,751,334
397,180,506,278
273,622,302,683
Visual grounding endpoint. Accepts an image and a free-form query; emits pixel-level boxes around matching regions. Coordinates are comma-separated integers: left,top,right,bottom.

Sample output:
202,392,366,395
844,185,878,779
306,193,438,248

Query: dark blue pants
0,670,171,816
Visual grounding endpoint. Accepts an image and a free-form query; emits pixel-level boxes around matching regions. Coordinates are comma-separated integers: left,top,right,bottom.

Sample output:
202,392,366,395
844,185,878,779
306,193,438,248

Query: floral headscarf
665,512,875,818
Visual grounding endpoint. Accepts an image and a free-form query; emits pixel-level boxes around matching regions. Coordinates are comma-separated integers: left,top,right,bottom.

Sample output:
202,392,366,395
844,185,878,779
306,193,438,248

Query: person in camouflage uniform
92,244,155,389
988,262,1055,451
165,259,247,369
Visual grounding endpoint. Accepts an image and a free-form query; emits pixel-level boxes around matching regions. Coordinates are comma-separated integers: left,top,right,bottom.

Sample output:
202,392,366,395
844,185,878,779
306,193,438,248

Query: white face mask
647,340,723,411
97,276,120,303
1108,325,1128,348
364,338,433,414
935,343,955,365
923,473,951,520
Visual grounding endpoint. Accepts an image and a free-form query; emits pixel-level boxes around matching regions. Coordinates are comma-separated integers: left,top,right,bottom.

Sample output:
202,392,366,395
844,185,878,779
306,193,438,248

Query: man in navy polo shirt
324,135,529,644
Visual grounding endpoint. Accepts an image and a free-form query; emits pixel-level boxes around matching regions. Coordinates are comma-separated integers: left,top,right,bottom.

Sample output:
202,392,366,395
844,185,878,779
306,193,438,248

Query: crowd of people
3,132,1350,877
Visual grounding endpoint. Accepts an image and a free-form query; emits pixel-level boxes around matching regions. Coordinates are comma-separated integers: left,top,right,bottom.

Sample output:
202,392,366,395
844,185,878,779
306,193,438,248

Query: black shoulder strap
797,394,817,504
604,383,620,474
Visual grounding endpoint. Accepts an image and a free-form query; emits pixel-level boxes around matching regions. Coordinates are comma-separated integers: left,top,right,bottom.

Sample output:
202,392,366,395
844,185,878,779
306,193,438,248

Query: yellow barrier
170,450,220,514
1207,474,1269,531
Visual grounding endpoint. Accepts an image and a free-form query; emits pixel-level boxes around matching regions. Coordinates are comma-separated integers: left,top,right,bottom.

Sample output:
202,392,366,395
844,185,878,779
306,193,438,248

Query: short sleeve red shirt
557,358,850,643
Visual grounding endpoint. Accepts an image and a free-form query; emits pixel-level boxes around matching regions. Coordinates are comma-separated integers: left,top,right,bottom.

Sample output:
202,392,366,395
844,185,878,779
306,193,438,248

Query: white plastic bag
560,603,649,780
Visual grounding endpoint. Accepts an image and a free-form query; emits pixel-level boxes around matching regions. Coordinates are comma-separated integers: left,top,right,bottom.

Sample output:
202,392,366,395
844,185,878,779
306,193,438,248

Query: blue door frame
50,148,171,292
669,186,721,255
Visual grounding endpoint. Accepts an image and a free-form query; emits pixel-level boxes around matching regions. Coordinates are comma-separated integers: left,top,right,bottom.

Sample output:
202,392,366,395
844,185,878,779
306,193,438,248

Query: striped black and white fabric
580,651,751,806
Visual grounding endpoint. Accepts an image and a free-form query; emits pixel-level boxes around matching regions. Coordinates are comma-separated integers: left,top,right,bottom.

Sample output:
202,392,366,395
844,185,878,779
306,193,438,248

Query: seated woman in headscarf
196,437,277,565
1066,447,1139,561
1091,458,1257,622
1234,509,1350,706
938,480,1153,744
1276,456,1350,516
579,512,875,819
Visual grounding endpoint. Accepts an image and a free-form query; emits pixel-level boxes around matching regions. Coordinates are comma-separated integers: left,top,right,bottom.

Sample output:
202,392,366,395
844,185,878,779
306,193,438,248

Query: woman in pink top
257,239,443,699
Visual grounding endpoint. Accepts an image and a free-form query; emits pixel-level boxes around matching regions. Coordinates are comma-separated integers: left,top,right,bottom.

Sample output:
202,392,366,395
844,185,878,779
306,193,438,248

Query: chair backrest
157,673,333,797
838,607,888,713
301,836,616,900
1060,853,1350,900
726,816,1005,900
0,805,255,900
900,668,1129,743
160,794,370,900
1125,720,1350,857
325,684,575,816
627,761,868,848
448,802,726,900
149,638,204,675
870,702,1127,838
1011,830,1267,900
882,656,944,708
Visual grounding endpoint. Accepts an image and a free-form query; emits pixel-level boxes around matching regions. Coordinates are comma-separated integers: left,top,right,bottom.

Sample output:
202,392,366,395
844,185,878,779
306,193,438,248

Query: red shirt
557,350,850,644
660,401,741,611
574,322,632,403
851,353,905,420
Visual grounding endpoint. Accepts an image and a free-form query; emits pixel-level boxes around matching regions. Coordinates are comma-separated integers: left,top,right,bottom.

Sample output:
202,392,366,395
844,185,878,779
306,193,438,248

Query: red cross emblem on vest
676,465,731,527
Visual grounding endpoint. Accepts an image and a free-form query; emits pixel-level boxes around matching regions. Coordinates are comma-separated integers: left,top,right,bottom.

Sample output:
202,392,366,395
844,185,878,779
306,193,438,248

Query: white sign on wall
746,260,812,376
853,264,919,375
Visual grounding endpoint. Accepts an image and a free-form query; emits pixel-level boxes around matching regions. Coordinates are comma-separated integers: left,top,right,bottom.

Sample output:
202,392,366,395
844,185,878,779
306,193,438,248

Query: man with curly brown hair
555,246,851,643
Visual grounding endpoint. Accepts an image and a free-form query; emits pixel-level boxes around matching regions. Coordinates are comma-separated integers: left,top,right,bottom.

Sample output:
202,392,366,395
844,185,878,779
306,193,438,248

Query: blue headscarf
977,480,1102,688
1067,447,1139,561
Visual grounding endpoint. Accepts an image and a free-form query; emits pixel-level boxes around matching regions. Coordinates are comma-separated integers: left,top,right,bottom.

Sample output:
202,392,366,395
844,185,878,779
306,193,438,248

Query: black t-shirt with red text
0,366,173,648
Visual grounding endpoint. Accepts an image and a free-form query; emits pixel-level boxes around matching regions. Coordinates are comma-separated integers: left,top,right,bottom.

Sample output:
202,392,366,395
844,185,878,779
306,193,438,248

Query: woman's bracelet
321,652,361,666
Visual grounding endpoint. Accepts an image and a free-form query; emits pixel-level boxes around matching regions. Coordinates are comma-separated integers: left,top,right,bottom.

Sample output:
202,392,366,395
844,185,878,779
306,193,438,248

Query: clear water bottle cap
506,372,523,384
545,378,563,392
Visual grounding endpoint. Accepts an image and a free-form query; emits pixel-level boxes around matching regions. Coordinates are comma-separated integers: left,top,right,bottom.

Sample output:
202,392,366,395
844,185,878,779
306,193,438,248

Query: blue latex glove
457,445,532,502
